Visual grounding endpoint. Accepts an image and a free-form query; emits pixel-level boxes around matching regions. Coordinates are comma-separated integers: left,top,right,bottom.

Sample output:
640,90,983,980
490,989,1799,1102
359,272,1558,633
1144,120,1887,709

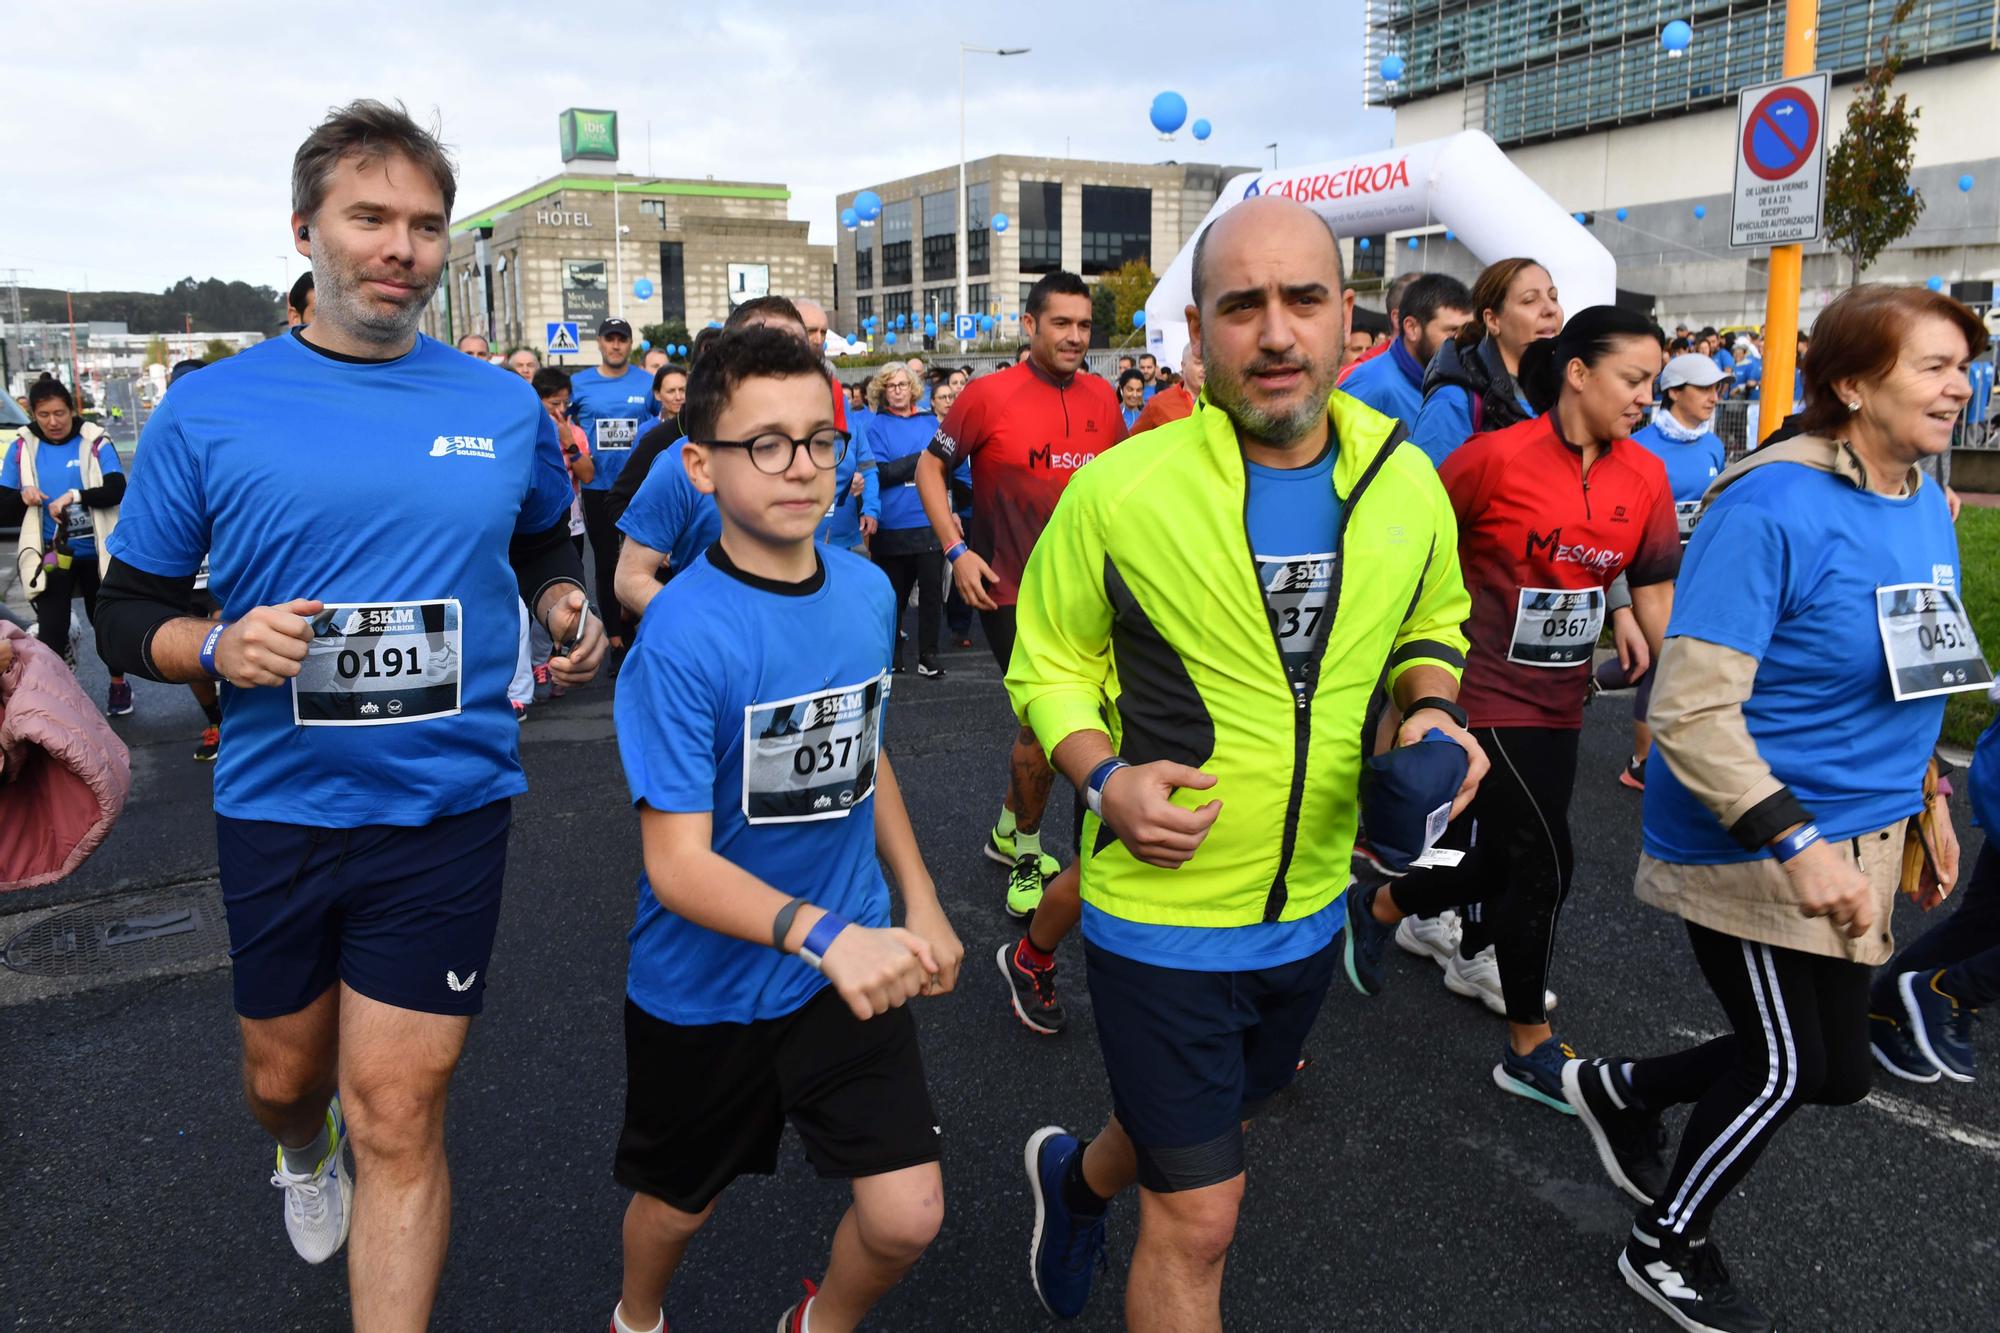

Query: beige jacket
1637,434,1927,964
10,424,121,597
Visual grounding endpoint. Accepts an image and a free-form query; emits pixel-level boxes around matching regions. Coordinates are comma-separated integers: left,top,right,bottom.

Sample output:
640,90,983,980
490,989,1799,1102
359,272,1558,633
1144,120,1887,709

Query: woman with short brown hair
1564,285,1989,1333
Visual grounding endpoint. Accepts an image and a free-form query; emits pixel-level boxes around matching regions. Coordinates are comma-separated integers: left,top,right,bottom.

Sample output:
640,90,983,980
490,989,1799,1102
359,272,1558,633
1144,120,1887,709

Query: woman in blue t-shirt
1408,258,1562,466
1116,370,1146,431
2,378,133,715
860,364,946,677
1561,286,1987,1332
1616,353,1732,790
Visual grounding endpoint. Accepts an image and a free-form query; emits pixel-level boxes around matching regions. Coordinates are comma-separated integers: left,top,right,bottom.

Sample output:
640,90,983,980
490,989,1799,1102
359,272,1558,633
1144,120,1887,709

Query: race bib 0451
741,672,888,824
1507,586,1605,668
292,600,463,726
1876,582,1993,701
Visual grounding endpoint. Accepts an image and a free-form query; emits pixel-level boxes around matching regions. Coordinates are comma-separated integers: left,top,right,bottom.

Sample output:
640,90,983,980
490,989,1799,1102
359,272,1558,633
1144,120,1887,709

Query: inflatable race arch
1142,131,1617,373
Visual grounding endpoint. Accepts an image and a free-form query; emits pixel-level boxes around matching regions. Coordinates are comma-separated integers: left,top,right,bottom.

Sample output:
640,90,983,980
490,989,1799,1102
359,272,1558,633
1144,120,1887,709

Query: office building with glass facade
834,155,1256,342
1365,0,1999,327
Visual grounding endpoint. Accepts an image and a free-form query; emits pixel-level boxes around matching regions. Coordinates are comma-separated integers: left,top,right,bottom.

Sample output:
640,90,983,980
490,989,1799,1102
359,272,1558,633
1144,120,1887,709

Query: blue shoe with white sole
1025,1125,1107,1319
1493,1037,1578,1115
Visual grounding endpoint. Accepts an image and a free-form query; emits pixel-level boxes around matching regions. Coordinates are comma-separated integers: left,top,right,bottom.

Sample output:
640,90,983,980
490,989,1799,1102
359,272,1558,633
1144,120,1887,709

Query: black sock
1061,1140,1109,1217
202,700,223,725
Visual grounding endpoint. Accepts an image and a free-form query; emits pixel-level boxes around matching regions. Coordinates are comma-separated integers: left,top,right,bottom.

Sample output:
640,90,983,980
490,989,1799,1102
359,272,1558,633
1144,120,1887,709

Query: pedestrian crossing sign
546,321,581,355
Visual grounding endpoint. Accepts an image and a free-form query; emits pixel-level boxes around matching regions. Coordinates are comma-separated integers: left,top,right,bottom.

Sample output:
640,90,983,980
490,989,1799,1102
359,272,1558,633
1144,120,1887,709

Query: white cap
1659,353,1729,390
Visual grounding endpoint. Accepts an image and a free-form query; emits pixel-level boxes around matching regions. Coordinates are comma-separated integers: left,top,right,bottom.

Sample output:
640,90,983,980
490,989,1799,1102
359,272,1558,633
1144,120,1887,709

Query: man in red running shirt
916,272,1125,935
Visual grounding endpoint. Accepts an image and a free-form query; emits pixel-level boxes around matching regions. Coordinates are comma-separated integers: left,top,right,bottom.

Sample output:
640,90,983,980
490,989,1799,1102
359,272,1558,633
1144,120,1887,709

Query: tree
144,336,169,367
1098,260,1158,347
1823,0,1923,287
1089,284,1117,349
639,321,692,356
201,339,237,364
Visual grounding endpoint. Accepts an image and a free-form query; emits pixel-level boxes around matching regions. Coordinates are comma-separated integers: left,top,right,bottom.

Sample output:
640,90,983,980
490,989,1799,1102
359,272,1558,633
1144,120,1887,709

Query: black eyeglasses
695,429,850,475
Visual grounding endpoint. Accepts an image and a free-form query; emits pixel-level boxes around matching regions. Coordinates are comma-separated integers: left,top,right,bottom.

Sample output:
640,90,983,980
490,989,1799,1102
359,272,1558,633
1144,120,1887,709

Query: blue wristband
198,622,228,680
799,912,851,972
1085,757,1131,817
1772,823,1822,864
945,541,968,563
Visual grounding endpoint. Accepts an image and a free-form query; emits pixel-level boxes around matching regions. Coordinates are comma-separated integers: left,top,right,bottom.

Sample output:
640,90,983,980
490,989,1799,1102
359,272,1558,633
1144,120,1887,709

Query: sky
8,1,1392,297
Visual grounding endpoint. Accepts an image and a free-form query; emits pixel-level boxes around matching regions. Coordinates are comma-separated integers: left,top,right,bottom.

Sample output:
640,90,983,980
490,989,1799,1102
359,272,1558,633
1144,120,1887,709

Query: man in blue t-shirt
1339,272,1473,428
571,316,654,668
607,324,961,1333
90,101,604,1324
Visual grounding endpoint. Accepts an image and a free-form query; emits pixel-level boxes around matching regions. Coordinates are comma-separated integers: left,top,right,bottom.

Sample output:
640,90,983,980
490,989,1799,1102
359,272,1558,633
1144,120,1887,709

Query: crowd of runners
10,99,1997,1333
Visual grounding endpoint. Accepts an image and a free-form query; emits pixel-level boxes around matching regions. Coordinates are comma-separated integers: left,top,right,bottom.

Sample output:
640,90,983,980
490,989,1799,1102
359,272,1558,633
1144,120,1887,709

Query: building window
884,291,912,325
1021,282,1036,311
923,234,956,281
659,242,686,322
857,295,875,324
921,190,956,236
881,199,912,243
1353,236,1386,281
882,242,912,287
968,282,990,315
1081,185,1152,275
1018,181,1062,275
639,199,667,223
965,181,991,277
854,245,873,290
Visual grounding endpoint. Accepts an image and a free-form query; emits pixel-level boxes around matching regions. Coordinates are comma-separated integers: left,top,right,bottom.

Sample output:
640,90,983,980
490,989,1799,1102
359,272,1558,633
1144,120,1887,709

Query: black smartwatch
1402,695,1468,730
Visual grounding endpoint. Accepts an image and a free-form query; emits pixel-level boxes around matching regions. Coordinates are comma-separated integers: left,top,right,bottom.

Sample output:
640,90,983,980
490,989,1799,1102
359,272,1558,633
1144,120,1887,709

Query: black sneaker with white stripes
1563,1057,1671,1204
1619,1226,1773,1333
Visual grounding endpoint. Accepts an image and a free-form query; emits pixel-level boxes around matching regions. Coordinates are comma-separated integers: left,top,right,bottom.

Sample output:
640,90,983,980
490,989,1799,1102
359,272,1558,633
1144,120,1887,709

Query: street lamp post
959,43,1029,340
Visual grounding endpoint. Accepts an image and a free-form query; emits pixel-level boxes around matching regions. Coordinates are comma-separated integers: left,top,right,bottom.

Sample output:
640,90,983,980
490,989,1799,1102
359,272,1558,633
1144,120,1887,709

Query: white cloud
10,0,1391,295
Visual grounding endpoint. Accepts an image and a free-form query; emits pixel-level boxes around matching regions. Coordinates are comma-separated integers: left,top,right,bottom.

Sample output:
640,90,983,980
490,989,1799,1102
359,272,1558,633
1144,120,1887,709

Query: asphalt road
3,625,1997,1332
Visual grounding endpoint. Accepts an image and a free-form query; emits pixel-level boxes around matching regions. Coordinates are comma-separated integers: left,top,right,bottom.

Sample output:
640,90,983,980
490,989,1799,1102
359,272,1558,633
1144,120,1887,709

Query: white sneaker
1394,912,1460,969
270,1095,352,1264
1442,944,1557,1015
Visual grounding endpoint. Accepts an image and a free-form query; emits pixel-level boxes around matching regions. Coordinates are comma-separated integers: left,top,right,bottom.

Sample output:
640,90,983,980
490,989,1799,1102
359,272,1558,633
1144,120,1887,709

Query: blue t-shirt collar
1389,336,1424,389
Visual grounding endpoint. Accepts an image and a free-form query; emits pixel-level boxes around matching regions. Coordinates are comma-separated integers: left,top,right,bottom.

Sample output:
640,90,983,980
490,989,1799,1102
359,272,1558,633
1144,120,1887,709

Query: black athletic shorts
1083,935,1338,1193
979,604,1017,674
615,987,942,1214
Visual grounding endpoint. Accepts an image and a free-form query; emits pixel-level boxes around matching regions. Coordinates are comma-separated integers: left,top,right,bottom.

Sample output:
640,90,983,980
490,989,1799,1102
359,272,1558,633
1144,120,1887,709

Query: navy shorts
1083,936,1338,1193
216,799,511,1019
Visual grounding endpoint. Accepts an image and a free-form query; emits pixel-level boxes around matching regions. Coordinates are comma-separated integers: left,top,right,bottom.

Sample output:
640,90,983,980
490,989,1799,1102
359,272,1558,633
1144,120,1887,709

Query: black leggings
1874,839,2000,1008
874,546,942,664
32,556,104,665
1392,726,1578,1024
1628,921,1872,1241
579,490,631,644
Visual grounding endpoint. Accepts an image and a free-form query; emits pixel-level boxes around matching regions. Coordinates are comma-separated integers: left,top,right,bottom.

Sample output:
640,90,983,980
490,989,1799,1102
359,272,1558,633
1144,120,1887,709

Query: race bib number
1257,552,1337,672
193,557,211,591
62,503,92,542
741,672,888,824
292,600,462,726
1876,583,1993,701
595,417,638,452
1674,500,1703,541
1507,586,1605,668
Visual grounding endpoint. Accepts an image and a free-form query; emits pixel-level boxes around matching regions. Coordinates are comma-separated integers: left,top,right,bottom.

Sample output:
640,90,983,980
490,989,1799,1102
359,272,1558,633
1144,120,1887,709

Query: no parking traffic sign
1730,72,1828,248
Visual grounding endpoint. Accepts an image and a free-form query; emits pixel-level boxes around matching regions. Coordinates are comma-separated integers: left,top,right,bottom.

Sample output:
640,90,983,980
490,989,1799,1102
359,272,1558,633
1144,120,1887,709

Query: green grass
1945,505,2000,748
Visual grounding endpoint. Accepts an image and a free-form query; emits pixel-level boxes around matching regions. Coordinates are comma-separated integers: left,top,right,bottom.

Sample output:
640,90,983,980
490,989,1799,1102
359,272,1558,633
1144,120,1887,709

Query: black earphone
298,226,309,240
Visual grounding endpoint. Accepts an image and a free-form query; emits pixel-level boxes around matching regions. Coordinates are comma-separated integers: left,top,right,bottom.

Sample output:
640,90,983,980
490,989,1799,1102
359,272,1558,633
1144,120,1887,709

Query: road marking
1670,1025,2000,1161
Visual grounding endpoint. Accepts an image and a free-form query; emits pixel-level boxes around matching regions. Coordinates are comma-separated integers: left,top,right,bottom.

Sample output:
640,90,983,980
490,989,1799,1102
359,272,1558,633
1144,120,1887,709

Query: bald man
1013,196,1479,1330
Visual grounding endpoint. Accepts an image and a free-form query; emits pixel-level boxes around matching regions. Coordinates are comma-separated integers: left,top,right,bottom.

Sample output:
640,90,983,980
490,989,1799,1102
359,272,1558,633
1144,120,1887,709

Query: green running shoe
1006,852,1047,918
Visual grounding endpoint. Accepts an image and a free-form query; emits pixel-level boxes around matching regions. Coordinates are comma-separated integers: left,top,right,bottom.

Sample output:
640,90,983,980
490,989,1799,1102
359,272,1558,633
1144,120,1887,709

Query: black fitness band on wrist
770,897,806,952
1402,695,1468,730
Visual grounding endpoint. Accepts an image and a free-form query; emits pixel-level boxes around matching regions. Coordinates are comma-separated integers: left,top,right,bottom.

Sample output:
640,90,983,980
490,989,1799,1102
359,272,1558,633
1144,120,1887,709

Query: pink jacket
0,620,131,889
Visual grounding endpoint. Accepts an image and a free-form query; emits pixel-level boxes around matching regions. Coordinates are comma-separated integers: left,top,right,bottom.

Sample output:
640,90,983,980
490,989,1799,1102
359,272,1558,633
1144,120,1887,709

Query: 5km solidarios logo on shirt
429,435,496,459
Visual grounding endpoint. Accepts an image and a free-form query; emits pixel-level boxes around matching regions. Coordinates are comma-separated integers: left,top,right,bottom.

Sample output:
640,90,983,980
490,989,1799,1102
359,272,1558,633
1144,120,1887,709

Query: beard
312,243,441,347
1200,331,1339,447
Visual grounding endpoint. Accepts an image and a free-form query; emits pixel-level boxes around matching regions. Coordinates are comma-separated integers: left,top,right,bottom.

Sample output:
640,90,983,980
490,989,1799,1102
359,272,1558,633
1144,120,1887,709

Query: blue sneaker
1492,1037,1579,1115
1899,969,1978,1082
1341,881,1393,997
1025,1125,1106,1319
1869,1009,1941,1083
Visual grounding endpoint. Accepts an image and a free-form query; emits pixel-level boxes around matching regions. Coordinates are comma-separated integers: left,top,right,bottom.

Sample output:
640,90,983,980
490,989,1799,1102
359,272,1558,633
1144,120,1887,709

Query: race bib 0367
740,672,888,824
292,600,463,727
1506,586,1605,668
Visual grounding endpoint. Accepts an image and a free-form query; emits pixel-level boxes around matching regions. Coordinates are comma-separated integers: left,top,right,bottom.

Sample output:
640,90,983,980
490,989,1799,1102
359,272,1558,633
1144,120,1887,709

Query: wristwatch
1402,695,1468,730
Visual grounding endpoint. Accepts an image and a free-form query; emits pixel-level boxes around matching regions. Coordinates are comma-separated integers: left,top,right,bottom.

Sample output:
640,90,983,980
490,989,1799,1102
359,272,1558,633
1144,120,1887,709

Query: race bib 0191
1507,586,1605,668
1674,500,1703,541
1257,552,1337,673
596,417,638,452
1875,582,1993,701
741,672,888,824
292,600,463,726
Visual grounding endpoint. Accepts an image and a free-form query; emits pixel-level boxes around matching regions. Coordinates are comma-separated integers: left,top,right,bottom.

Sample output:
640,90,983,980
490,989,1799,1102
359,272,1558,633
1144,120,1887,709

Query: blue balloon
1444,229,1455,241
854,190,882,223
1661,19,1692,53
706,320,722,329
980,315,995,331
1928,275,1946,292
1149,91,1188,136
1132,310,1147,329
1192,118,1212,141
1407,237,1420,250
637,339,651,352
886,331,897,345
1960,174,1976,193
940,312,953,327
1693,204,1707,220
1379,55,1406,83
1359,237,1371,251
1573,212,1586,224
991,212,1009,233
839,206,858,229
634,278,654,300
1905,185,1916,197
1616,207,1629,221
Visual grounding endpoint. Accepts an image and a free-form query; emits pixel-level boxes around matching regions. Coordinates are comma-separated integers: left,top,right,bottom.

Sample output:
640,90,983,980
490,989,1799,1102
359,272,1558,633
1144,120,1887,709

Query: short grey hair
292,99,456,222
1190,210,1345,312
